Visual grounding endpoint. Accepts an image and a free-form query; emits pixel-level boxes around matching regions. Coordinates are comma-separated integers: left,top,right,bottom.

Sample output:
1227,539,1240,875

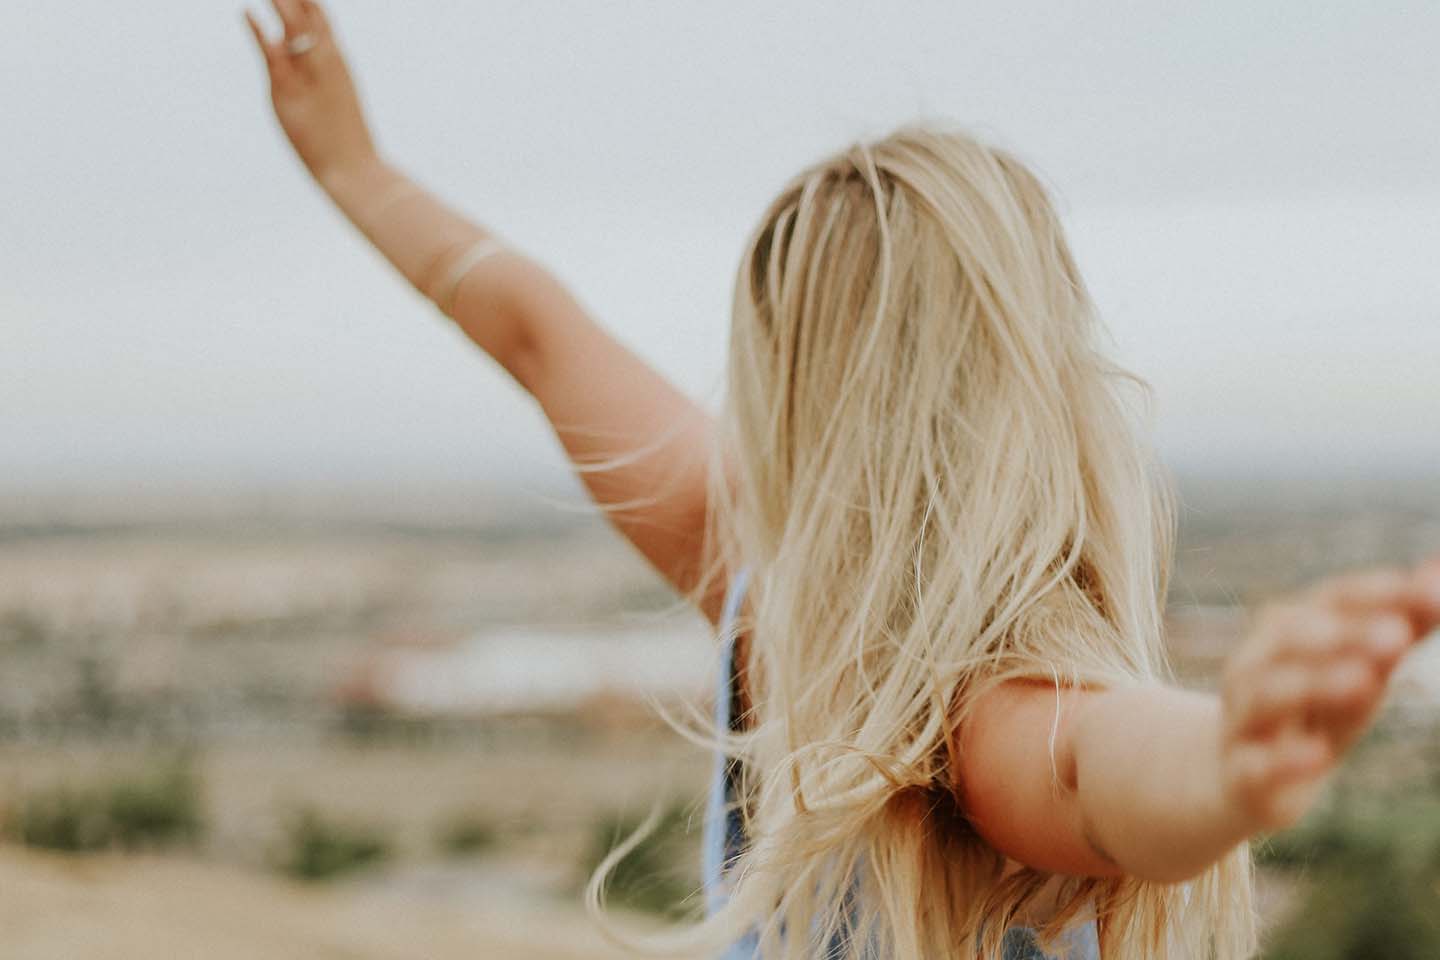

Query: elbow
443,251,550,393
490,254,565,395
498,320,547,394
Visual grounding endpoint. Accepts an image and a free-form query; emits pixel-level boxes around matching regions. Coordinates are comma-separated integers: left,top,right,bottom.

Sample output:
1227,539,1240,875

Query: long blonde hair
590,122,1256,959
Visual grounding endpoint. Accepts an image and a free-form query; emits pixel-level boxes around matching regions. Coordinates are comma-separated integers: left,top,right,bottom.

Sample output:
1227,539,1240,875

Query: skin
244,0,723,622
245,1,1440,888
960,566,1440,883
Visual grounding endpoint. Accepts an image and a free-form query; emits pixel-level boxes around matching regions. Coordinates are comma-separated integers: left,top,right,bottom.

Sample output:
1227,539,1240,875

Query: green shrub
7,756,204,853
11,784,112,852
580,801,700,918
1257,797,1440,874
1256,815,1389,870
0,609,48,650
436,813,498,857
1265,868,1440,960
104,760,203,850
1261,796,1440,958
279,807,391,882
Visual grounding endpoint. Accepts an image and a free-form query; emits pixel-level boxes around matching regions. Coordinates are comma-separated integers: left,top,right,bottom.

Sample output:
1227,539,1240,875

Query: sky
3,1,1437,513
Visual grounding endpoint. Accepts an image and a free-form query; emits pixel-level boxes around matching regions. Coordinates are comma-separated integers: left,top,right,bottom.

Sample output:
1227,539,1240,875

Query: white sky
3,1,1437,507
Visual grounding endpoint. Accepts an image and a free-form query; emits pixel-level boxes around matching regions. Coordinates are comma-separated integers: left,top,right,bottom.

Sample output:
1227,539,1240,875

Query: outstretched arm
245,0,725,620
956,557,1440,883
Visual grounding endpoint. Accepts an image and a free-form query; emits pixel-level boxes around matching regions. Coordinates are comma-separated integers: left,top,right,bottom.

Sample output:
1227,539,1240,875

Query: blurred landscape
4,0,1435,953
0,472,1437,958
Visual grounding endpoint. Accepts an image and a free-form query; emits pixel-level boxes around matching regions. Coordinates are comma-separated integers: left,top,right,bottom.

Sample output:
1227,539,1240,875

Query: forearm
964,566,1440,883
319,156,502,308
1069,685,1256,883
317,155,545,389
249,3,543,385
247,1,723,607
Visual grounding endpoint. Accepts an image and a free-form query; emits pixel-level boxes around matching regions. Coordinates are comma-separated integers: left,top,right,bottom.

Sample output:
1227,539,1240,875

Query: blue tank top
700,568,1100,960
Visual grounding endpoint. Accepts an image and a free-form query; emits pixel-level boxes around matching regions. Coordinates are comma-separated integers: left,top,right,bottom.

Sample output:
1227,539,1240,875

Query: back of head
723,123,1170,690
630,124,1254,959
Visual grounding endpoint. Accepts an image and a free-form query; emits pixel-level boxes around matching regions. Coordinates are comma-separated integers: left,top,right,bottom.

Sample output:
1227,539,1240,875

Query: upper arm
452,252,728,624
955,678,1125,878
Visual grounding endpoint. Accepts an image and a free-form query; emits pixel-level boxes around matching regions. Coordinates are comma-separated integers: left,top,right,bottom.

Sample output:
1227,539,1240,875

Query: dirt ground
0,734,712,959
0,846,696,960
0,841,1299,960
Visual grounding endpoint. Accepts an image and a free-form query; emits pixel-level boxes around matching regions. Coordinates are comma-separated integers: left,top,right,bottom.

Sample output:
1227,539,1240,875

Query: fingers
271,0,307,38
300,0,332,38
1219,559,1440,833
1252,604,1337,660
243,8,295,85
244,8,275,62
1223,578,1422,746
1225,655,1383,740
1310,564,1440,639
244,8,267,51
1227,729,1330,792
1252,603,1395,663
1225,728,1331,831
252,1,332,86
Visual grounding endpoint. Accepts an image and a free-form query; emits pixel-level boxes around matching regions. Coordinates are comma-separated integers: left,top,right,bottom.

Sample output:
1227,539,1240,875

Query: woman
244,4,1440,957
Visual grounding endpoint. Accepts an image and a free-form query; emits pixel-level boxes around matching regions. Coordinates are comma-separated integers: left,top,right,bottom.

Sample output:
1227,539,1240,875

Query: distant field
0,484,1436,957
0,733,712,959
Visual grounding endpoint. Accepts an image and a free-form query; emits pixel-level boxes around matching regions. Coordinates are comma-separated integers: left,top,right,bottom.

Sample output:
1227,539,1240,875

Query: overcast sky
3,1,1437,510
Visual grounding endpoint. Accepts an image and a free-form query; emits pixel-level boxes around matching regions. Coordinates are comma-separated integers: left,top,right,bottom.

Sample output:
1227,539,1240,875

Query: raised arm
244,0,726,621
955,557,1440,883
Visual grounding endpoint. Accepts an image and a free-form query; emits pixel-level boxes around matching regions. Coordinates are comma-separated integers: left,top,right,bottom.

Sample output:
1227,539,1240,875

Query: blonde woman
245,4,1440,958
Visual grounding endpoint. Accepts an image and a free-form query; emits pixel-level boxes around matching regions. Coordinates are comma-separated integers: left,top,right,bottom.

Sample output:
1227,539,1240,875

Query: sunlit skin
246,0,1440,892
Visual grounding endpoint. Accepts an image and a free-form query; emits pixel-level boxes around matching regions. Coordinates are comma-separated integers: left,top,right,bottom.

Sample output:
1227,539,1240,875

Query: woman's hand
244,0,378,185
1219,557,1440,833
